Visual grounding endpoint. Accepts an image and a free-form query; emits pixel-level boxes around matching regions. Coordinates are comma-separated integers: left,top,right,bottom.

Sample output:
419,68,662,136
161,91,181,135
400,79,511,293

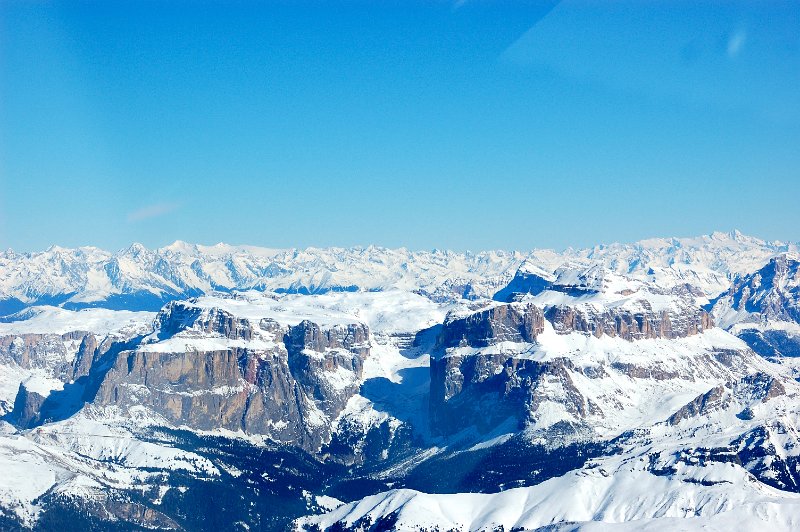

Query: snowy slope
296,461,800,531
0,306,155,337
0,413,217,526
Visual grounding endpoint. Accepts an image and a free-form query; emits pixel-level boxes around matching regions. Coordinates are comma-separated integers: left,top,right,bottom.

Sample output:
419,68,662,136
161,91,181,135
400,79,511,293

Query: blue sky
1,0,798,252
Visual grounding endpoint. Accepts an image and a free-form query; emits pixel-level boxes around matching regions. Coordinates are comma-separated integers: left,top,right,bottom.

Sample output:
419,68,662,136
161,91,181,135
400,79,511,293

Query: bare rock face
71,333,99,380
438,303,545,349
154,301,255,340
92,304,370,452
668,372,787,425
545,304,713,340
430,303,596,437
285,320,368,402
430,353,598,437
0,331,90,381
429,300,718,439
8,383,47,428
668,385,728,425
4,332,141,424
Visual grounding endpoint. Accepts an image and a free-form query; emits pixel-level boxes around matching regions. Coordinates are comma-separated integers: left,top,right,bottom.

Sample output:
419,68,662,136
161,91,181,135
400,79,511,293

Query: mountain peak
120,243,150,259
162,240,197,254
715,229,746,241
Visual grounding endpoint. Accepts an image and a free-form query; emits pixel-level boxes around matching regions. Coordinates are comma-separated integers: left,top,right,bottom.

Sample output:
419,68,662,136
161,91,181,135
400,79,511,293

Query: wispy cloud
727,29,747,59
127,202,180,222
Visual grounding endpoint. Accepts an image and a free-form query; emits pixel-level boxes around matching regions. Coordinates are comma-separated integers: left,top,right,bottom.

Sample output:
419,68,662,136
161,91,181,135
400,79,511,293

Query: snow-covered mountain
3,232,800,531
711,253,800,359
1,231,795,315
0,243,527,313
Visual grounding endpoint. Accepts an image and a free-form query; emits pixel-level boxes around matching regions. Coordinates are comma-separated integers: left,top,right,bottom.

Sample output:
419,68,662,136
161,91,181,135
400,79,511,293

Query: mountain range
2,231,800,531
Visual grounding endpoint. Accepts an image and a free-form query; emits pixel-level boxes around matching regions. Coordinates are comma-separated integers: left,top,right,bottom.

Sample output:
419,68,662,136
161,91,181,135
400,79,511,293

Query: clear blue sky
1,0,798,252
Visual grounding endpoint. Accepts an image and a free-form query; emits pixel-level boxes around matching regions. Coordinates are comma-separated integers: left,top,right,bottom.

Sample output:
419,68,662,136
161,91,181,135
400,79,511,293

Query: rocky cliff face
430,299,730,440
153,301,257,340
430,352,597,437
545,304,713,340
437,303,545,349
90,302,370,452
71,333,102,380
7,383,47,427
668,372,786,425
0,331,90,380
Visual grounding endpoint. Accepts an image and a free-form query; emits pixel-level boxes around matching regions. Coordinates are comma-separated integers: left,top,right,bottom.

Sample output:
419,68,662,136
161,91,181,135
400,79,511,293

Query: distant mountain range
1,230,795,313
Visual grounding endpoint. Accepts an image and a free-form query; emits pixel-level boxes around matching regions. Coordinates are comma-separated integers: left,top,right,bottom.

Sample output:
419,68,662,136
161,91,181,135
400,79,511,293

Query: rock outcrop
545,304,713,340
153,301,255,340
430,299,719,438
7,383,47,427
430,353,598,437
0,331,91,380
437,303,545,349
90,303,370,452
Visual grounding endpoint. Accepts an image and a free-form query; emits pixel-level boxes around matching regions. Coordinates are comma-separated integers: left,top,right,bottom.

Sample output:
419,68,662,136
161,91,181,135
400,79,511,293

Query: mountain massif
2,231,800,531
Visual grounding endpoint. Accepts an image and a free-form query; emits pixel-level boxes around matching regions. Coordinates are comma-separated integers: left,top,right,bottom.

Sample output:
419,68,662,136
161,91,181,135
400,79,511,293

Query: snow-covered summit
0,232,795,315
